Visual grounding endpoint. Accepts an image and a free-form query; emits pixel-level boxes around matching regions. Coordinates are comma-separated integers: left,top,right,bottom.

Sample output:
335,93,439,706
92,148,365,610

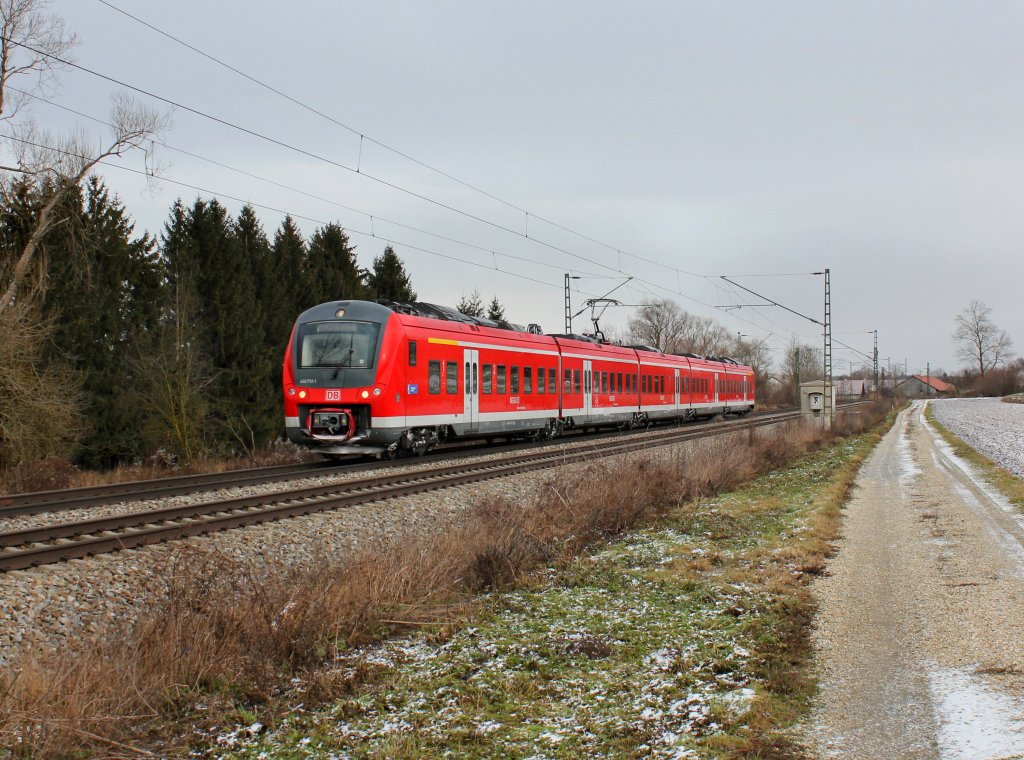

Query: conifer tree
267,215,308,346
457,289,484,316
487,296,506,323
366,245,416,302
41,177,163,467
232,205,280,445
307,222,365,305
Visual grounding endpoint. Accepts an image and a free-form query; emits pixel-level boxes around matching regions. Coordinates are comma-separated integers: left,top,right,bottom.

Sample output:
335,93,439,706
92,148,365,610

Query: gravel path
805,401,1024,758
930,397,1024,479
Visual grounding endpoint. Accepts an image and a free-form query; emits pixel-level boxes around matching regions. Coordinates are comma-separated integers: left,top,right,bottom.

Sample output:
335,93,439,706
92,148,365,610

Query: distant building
896,375,955,397
836,378,869,399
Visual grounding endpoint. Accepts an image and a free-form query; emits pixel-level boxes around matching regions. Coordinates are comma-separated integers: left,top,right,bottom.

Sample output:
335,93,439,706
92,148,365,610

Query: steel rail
0,460,346,518
0,406,797,519
0,409,820,572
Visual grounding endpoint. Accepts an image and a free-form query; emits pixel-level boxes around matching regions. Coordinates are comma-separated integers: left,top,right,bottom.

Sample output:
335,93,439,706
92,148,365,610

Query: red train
283,300,755,458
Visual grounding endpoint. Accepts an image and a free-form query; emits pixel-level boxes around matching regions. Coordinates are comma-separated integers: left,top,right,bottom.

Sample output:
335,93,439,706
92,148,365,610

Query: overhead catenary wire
93,0,707,280
1,132,577,296
10,87,611,280
2,41,829,350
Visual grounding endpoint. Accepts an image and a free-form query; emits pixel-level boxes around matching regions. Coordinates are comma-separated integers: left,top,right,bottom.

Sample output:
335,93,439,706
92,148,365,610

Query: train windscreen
298,321,380,370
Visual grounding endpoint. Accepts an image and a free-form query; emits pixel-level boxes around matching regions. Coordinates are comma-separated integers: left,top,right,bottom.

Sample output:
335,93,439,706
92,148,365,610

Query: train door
463,348,479,430
714,372,719,405
583,359,593,419
674,369,681,415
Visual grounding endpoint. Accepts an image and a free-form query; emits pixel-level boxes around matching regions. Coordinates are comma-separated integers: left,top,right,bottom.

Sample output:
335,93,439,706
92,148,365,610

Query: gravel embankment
929,398,1024,479
0,428,738,668
0,429,669,535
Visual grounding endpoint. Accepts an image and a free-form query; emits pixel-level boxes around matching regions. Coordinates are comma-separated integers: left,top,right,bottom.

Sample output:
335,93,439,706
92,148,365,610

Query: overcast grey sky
40,0,1024,375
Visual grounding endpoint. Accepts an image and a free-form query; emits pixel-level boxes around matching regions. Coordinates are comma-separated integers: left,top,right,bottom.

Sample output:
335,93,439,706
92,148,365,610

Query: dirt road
806,401,1024,759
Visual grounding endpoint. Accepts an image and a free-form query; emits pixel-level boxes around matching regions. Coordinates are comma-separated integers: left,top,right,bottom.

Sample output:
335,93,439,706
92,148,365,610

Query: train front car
283,300,404,457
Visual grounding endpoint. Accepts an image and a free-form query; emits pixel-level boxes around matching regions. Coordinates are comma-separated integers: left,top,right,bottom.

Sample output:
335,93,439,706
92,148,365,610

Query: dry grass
0,403,891,758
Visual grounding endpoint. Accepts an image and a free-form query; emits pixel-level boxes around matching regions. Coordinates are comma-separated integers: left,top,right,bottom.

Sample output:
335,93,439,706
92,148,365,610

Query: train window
617,373,623,394
584,370,590,394
498,365,507,393
298,320,380,371
483,364,493,394
641,375,647,394
511,366,520,394
564,369,572,393
573,369,581,394
659,376,665,394
428,361,441,394
549,369,556,394
524,367,533,394
538,367,545,394
446,362,458,394
408,341,417,366
465,362,470,394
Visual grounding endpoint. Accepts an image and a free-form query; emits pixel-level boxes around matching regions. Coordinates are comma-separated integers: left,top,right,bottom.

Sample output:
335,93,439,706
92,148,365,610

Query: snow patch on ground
928,664,1024,759
930,398,1024,480
921,411,1024,577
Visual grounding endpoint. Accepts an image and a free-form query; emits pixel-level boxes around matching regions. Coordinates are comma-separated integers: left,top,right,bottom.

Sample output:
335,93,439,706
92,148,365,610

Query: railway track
0,406,804,521
0,460,347,518
0,409,816,572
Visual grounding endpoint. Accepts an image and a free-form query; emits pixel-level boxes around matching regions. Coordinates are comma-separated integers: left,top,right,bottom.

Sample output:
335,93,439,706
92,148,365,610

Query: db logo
326,390,341,401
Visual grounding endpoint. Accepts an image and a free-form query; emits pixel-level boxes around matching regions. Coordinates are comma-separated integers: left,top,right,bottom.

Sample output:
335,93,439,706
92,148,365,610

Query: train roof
302,300,751,370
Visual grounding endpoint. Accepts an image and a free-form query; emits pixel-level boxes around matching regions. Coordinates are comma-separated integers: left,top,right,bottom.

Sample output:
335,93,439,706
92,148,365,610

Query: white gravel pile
929,398,1024,480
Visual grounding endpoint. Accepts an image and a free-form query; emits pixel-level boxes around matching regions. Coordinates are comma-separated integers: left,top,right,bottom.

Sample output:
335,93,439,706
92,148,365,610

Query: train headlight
373,388,382,396
298,390,307,399
288,388,296,396
360,390,370,399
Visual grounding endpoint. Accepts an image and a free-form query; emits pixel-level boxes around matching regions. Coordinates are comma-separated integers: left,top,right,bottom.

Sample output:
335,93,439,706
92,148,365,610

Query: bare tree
731,334,773,393
0,296,82,466
677,312,731,356
953,300,1014,377
0,0,168,313
628,298,682,350
0,0,76,119
628,298,734,356
133,283,215,464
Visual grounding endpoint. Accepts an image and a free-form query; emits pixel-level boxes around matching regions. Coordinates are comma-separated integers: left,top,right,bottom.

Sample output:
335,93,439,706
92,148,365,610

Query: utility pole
873,330,879,400
794,344,801,402
564,273,572,334
823,268,833,423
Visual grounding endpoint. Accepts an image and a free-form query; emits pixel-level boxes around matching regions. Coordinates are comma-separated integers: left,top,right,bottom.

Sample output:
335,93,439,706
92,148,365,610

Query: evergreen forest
0,177,418,472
